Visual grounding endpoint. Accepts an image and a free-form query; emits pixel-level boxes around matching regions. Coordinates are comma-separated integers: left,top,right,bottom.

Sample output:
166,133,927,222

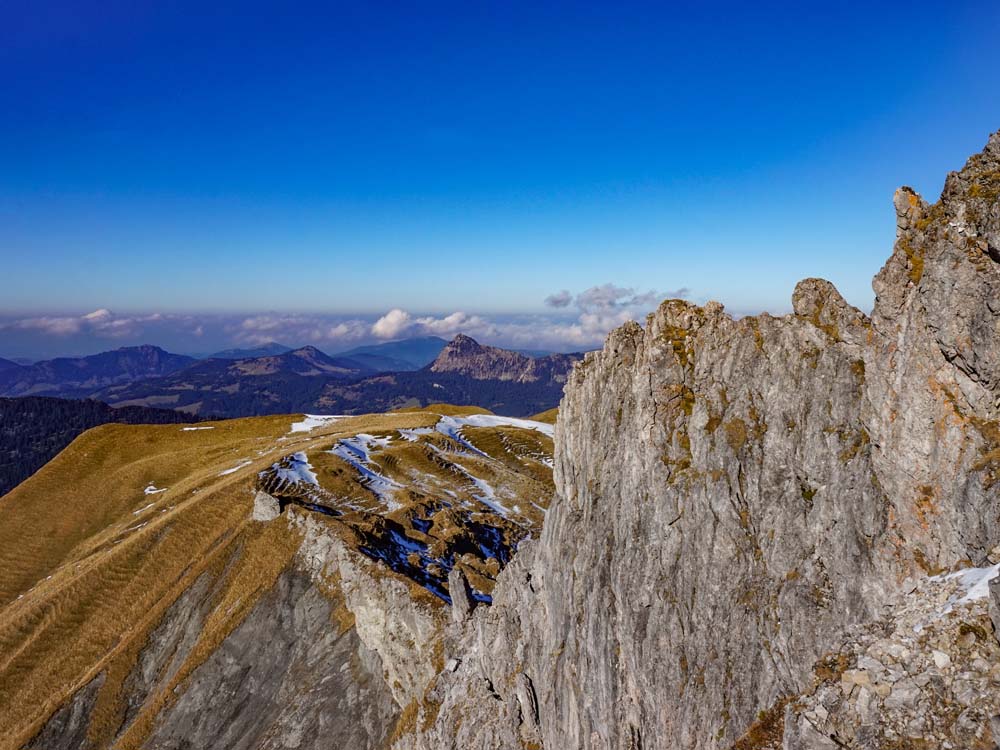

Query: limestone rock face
403,133,1000,748
252,489,281,521
142,567,398,750
449,566,473,624
428,334,581,385
780,565,1000,750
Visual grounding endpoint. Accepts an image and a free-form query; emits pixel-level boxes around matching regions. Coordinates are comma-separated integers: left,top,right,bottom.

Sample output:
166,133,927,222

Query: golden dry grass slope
0,405,554,749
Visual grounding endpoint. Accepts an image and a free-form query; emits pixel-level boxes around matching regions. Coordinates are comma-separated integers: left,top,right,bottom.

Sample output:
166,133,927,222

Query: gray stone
252,489,281,521
448,565,473,624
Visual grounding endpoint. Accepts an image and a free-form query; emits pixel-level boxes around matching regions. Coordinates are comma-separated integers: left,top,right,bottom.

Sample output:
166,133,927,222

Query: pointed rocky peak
289,345,329,360
427,334,582,385
792,278,869,345
443,333,486,355
429,335,505,370
892,185,928,231
873,130,1000,405
429,335,527,377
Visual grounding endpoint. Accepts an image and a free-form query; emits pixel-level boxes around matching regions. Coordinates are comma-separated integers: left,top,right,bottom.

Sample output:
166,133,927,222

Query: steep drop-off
402,132,1000,749
0,406,554,750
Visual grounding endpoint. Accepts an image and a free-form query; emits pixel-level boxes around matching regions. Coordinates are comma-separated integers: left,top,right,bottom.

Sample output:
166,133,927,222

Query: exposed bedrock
402,132,1000,749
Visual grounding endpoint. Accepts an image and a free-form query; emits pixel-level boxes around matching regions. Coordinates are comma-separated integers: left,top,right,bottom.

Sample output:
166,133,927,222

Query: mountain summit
226,346,365,377
0,345,195,398
428,334,581,385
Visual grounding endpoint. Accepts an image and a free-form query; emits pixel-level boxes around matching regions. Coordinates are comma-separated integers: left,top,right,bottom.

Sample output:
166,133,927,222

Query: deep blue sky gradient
2,1,999,349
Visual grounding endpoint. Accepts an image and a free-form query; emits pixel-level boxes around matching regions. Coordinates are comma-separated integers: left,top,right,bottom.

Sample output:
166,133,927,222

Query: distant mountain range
0,397,202,497
0,345,196,398
0,335,582,418
207,342,293,359
202,337,448,370
333,336,448,371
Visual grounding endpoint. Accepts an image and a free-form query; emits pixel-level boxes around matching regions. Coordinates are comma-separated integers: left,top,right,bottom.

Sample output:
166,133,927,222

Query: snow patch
219,460,252,476
450,461,514,518
435,414,554,455
445,414,554,437
144,484,167,495
397,427,434,442
290,414,344,433
272,451,319,486
935,563,1000,610
329,434,400,506
181,426,215,431
914,563,1000,632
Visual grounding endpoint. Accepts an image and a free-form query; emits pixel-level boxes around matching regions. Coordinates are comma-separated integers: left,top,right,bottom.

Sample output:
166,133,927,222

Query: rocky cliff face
428,334,581,385
401,133,1000,748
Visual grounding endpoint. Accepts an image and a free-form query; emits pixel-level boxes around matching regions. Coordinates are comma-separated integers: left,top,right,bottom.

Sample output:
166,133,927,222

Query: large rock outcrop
428,334,582,385
402,132,1000,748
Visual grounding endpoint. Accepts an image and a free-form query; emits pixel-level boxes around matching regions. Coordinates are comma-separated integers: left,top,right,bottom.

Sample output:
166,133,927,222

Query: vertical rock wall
407,132,1000,749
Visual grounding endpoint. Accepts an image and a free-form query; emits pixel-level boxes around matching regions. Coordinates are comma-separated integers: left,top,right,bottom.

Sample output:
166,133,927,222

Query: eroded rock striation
401,132,1000,748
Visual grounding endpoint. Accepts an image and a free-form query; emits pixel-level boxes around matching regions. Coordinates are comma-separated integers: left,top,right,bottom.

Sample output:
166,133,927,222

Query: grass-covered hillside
0,404,555,748
0,397,203,498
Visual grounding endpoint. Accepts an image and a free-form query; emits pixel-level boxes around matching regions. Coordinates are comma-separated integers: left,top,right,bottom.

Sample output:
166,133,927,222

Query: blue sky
2,1,999,358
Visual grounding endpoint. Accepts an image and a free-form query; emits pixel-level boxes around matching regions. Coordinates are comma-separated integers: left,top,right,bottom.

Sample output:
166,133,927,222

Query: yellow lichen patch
899,237,925,284
388,699,421,744
914,485,939,530
971,418,1000,490
730,695,792,750
812,652,851,685
724,419,748,452
659,324,694,368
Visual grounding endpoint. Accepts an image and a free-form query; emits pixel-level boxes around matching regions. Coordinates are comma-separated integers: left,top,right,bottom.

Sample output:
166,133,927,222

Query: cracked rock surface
401,132,1000,749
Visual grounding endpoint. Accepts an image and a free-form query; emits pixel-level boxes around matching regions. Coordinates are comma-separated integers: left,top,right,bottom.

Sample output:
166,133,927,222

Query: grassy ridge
0,407,555,748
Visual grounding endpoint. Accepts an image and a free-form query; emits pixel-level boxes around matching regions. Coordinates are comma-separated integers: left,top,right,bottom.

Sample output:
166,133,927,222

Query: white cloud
371,309,412,339
12,315,84,335
233,314,369,347
371,309,495,340
7,309,166,338
2,282,690,358
82,308,113,322
545,284,688,313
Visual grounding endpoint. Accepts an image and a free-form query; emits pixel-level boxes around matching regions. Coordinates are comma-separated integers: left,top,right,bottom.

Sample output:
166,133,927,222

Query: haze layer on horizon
2,1,1000,358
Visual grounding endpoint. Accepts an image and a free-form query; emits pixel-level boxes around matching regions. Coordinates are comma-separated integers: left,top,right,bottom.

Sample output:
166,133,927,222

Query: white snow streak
273,451,319,486
219,460,252,476
290,415,344,433
329,434,400,505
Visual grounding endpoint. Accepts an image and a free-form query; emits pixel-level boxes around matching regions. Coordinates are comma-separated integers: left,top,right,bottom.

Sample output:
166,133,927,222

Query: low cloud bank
0,282,692,358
